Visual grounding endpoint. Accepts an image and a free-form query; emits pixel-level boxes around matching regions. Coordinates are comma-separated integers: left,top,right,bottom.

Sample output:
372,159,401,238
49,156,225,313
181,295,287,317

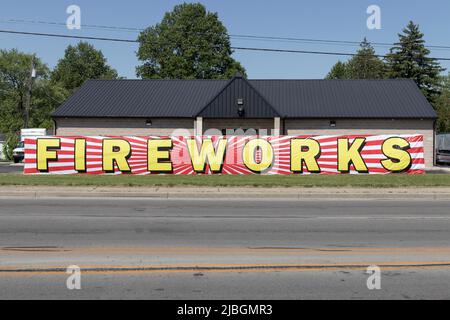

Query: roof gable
196,74,280,118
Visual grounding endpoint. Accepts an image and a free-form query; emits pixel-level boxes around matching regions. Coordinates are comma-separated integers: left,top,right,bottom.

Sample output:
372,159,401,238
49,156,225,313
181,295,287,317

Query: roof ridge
85,78,415,82
249,78,415,81
86,78,228,82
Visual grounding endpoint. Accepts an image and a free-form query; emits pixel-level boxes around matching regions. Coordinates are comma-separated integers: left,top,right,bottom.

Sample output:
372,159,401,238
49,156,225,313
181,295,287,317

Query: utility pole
24,56,36,129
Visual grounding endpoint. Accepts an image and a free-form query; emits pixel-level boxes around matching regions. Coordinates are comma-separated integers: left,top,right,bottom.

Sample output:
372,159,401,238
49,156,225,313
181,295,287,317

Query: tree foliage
51,41,118,92
386,21,444,103
346,39,386,79
326,39,386,79
136,3,245,79
435,74,450,133
0,49,68,159
326,61,349,80
325,22,449,132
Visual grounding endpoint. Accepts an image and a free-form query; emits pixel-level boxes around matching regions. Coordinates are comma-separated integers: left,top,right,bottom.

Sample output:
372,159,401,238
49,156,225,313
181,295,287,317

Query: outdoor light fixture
146,119,153,127
237,98,245,117
330,120,336,127
237,106,245,117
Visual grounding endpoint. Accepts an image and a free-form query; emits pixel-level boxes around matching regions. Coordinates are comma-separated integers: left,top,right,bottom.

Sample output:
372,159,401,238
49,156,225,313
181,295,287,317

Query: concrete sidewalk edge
1,186,450,200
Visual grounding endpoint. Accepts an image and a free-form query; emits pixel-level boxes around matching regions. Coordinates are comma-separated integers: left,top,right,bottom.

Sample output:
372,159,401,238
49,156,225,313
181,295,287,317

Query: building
53,73,437,168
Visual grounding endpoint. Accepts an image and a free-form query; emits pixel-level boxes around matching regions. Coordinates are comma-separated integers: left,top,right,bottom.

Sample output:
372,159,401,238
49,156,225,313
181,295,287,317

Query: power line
2,29,450,61
0,18,143,33
0,29,137,43
3,18,450,50
1,18,370,48
231,34,391,48
230,34,450,51
232,46,365,57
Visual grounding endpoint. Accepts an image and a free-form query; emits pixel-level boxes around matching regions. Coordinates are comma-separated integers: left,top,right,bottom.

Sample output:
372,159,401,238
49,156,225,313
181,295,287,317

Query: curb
2,190,450,200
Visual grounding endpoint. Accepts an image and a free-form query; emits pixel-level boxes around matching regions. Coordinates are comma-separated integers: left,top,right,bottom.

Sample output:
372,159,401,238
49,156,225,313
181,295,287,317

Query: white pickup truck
12,128,47,163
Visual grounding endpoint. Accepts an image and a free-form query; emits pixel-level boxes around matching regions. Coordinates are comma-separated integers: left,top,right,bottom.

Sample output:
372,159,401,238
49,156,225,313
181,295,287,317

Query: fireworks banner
24,135,425,175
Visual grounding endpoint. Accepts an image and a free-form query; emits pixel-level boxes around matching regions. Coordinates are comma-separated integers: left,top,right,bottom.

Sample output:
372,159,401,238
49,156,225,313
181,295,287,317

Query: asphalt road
0,163,22,173
0,198,449,300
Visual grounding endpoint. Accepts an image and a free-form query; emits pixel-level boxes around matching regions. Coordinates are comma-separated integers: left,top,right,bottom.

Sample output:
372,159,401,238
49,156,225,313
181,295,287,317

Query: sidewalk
427,166,450,174
2,185,450,200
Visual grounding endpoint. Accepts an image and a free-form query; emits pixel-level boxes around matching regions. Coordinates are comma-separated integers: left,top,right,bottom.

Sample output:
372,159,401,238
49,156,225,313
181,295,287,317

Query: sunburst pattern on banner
24,135,425,175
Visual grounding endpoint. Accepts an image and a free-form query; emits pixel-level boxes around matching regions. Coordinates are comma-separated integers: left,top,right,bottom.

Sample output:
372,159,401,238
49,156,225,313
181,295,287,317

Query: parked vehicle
436,134,450,165
12,129,47,163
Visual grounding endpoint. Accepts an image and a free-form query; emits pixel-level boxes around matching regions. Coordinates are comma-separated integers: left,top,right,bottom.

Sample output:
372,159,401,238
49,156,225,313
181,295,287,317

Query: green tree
0,49,67,159
386,21,445,103
326,39,386,79
326,61,348,79
136,3,246,79
29,80,68,129
52,42,118,92
435,74,450,133
0,93,22,160
0,49,48,120
346,38,386,79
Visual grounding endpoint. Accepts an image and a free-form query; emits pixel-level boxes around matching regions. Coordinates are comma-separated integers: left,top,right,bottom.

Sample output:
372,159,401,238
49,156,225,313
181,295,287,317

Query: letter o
243,139,274,173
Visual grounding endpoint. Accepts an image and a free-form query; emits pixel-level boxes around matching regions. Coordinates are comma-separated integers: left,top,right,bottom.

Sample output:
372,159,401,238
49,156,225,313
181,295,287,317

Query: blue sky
1,0,449,79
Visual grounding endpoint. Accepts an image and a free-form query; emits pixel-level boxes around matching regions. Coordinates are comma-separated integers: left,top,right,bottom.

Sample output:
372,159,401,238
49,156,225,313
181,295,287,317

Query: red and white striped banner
24,135,425,175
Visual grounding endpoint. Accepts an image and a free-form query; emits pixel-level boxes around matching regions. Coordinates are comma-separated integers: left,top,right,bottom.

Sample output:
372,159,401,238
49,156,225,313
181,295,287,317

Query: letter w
187,138,227,173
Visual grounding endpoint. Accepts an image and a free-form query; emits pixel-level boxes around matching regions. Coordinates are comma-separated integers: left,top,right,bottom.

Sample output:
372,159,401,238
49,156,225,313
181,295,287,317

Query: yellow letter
338,138,368,173
187,138,227,173
243,139,274,173
37,138,60,172
291,139,321,173
381,137,412,173
148,139,173,173
74,139,86,172
102,139,131,172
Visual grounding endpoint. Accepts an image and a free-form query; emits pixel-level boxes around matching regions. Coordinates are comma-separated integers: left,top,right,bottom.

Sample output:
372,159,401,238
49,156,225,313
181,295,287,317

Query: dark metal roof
197,75,280,118
53,79,228,118
251,79,437,119
53,77,437,119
